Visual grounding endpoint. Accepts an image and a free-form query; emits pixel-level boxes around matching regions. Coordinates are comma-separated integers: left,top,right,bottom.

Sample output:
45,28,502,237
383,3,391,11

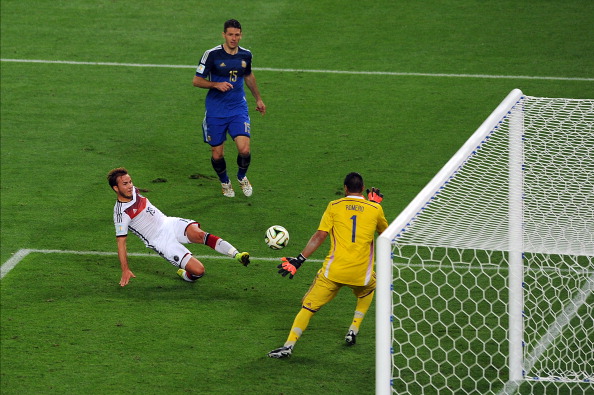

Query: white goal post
376,89,594,394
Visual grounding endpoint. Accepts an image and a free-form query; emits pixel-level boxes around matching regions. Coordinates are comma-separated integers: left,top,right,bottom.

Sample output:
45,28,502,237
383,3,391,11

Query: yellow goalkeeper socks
349,290,375,333
286,308,315,345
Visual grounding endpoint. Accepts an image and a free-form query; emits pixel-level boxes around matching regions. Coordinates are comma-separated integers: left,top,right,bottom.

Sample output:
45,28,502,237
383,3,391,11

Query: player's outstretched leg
201,233,249,266
268,308,314,358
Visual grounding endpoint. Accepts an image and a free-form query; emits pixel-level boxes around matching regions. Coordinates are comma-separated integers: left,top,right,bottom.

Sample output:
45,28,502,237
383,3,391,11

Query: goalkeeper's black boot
267,345,293,358
345,330,357,346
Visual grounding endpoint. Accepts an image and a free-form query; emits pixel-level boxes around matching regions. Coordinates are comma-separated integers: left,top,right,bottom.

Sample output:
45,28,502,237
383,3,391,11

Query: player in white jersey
108,167,250,287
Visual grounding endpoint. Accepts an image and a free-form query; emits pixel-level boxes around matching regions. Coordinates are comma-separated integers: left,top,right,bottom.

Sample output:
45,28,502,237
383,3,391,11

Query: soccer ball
265,225,290,250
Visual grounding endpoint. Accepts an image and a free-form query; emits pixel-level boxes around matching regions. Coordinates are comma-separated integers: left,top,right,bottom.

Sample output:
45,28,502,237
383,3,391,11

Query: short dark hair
224,19,242,32
344,172,364,193
107,167,128,189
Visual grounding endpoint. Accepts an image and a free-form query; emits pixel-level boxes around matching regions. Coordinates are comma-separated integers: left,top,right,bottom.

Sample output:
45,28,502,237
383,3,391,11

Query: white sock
215,239,238,257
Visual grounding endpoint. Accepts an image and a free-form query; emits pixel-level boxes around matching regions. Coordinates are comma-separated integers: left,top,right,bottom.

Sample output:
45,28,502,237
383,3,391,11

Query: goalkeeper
268,172,388,358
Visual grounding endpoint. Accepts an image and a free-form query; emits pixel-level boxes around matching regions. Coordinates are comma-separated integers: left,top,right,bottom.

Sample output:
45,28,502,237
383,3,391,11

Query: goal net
376,89,594,394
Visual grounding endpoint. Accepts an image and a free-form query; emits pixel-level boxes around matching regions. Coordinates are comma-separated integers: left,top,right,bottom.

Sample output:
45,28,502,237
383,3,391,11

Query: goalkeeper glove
277,254,306,279
366,187,383,203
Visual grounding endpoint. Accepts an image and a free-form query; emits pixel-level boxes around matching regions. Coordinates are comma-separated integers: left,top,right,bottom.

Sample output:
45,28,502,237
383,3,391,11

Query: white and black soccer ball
265,225,290,250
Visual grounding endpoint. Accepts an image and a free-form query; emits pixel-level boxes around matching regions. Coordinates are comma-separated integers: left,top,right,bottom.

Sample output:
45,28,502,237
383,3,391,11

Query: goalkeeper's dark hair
344,172,364,193
107,167,129,188
224,19,242,32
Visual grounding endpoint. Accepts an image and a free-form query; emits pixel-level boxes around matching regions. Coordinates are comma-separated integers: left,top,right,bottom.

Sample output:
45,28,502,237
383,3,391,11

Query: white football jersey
113,187,167,246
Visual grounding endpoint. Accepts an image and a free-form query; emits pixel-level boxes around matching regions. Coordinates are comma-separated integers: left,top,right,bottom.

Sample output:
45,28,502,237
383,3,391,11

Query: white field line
0,248,322,280
4,248,591,279
1,249,33,279
1,247,536,280
2,58,593,82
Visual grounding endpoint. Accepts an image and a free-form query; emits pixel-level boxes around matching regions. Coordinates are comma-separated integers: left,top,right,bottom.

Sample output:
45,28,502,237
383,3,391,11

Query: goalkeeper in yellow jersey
268,172,388,358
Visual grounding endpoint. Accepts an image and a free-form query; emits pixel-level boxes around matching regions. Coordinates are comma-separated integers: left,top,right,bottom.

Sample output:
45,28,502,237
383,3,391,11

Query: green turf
2,253,375,394
2,0,593,394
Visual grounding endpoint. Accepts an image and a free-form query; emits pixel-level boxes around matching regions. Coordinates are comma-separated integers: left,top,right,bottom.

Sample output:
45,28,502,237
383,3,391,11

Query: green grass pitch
1,0,593,394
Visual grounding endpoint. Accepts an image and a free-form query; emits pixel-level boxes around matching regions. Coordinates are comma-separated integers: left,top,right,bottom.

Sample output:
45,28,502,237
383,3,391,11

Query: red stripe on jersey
124,191,147,219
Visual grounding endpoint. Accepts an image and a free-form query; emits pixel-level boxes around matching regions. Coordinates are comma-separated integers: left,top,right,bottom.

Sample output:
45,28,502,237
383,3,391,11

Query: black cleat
345,330,357,346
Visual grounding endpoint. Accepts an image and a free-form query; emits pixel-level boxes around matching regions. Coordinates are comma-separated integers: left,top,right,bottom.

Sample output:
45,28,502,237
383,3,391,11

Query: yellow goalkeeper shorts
301,269,376,312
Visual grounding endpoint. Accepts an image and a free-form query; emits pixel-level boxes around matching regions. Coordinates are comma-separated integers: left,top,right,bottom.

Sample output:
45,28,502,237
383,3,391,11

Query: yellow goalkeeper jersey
317,195,388,286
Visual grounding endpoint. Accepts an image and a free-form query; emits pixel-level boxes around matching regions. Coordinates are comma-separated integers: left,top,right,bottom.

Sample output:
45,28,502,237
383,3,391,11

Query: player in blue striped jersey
193,19,266,198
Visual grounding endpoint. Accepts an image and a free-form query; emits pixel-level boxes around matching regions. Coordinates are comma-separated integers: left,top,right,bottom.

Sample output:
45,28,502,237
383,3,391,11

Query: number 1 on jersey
350,215,357,242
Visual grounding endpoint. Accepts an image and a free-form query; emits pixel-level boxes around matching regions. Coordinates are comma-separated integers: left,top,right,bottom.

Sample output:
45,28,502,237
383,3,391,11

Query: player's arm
193,75,233,92
376,205,389,234
244,73,266,115
377,215,389,234
116,235,136,287
301,230,328,258
278,230,328,279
